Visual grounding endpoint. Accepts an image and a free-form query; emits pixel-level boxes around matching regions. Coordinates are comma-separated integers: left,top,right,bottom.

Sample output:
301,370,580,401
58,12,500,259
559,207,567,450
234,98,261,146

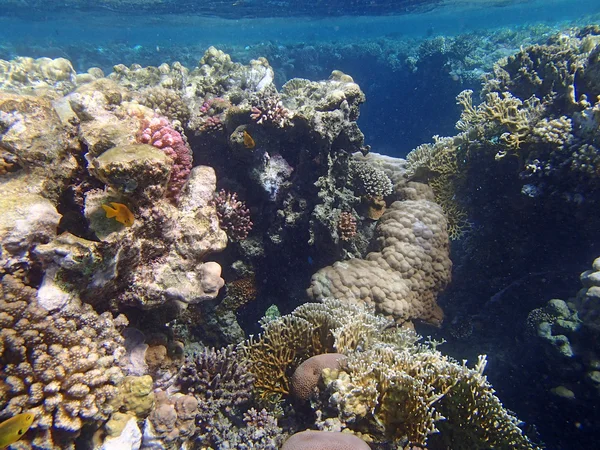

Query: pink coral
137,116,193,203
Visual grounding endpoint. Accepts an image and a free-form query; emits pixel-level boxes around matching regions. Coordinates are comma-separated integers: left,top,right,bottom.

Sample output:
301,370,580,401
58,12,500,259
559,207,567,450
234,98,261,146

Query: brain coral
0,275,127,449
308,196,451,326
290,353,347,401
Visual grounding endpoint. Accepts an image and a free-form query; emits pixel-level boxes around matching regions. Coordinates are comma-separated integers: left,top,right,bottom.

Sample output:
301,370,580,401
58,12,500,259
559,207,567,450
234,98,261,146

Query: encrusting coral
0,275,128,449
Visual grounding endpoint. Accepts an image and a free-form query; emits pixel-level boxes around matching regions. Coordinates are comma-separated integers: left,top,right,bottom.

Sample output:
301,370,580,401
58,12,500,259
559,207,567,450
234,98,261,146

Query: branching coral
137,86,190,126
176,345,256,445
212,189,253,241
244,299,537,449
250,91,291,128
337,212,357,242
177,345,254,419
348,159,393,199
325,345,537,449
137,116,193,203
0,275,127,449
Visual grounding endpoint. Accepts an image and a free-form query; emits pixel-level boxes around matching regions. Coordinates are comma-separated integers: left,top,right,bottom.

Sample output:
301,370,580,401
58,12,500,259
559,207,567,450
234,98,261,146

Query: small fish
0,412,35,448
102,202,135,227
243,130,255,149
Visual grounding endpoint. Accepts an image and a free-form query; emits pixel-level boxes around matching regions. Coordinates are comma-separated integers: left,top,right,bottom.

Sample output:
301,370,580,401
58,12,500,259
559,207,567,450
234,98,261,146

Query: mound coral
281,430,370,450
308,193,451,326
290,354,347,401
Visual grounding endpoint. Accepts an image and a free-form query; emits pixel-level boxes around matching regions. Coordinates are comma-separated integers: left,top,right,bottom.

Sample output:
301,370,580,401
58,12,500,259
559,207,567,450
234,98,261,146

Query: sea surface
1,0,600,449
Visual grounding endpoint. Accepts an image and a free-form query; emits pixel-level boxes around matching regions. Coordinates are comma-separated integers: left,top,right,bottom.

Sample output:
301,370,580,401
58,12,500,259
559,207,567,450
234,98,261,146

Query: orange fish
102,202,135,227
243,130,255,149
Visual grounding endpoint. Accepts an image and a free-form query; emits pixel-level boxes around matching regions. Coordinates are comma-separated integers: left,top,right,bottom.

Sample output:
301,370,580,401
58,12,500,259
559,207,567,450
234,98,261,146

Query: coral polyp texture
308,186,451,326
137,116,193,203
212,189,253,241
0,275,127,449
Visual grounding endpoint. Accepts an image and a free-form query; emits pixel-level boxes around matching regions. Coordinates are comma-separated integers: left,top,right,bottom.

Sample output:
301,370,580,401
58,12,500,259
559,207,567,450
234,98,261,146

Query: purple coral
250,95,290,128
137,116,193,203
212,189,253,241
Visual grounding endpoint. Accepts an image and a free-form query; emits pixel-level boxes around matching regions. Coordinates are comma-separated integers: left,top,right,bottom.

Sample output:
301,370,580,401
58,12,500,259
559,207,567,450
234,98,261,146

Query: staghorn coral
137,116,193,203
208,407,285,449
0,275,127,450
308,197,451,327
177,345,254,417
175,345,256,446
212,189,253,241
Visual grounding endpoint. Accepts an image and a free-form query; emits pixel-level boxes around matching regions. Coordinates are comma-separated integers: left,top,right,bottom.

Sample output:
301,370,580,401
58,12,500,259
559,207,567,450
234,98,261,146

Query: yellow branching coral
241,300,391,404
244,300,537,449
405,136,470,240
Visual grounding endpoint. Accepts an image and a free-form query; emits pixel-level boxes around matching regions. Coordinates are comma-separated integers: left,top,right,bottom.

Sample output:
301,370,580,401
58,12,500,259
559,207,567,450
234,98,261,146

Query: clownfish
0,412,35,448
102,202,135,227
243,130,255,149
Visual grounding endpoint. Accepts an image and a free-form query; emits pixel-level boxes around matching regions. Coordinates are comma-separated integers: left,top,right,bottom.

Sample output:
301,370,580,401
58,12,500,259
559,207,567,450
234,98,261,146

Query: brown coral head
290,353,347,401
363,195,386,220
338,212,357,242
281,430,370,450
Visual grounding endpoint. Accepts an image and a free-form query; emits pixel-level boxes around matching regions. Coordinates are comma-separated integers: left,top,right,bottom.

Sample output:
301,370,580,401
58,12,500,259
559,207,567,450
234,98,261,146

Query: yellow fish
102,202,135,227
0,412,34,448
243,130,255,149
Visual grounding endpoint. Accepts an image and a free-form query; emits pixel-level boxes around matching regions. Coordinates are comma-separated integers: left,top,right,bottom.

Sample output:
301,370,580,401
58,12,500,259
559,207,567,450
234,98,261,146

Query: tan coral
308,199,451,326
0,275,127,450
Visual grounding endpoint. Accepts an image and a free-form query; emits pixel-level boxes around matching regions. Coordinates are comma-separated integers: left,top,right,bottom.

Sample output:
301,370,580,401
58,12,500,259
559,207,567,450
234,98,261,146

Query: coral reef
244,299,537,449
